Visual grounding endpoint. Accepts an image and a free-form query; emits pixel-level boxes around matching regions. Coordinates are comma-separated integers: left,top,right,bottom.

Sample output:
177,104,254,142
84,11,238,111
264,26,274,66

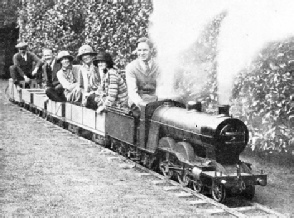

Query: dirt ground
1,80,294,217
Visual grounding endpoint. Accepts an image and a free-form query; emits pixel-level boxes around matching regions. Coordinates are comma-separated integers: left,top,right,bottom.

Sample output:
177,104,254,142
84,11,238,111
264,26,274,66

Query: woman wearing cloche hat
56,50,83,103
93,51,128,113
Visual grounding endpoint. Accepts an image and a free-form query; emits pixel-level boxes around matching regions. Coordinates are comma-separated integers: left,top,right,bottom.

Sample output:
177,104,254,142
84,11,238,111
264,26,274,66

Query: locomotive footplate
201,171,267,188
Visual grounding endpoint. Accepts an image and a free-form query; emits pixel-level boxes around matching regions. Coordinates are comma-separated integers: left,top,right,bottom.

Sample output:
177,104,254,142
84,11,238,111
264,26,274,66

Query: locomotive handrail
224,132,246,136
225,141,246,145
150,119,211,136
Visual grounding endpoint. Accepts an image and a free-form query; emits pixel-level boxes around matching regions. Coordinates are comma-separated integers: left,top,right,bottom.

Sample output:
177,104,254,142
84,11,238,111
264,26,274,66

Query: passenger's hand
82,97,88,107
96,105,105,113
16,85,22,92
24,76,30,83
138,101,147,107
32,69,38,76
84,92,91,97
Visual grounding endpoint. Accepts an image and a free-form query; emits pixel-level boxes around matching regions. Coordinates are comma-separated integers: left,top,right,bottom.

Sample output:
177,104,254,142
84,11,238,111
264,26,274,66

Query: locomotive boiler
106,100,267,202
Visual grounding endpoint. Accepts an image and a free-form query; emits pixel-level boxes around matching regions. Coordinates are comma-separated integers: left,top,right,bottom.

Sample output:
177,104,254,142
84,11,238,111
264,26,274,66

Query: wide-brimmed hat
56,51,74,62
15,42,28,49
77,45,97,60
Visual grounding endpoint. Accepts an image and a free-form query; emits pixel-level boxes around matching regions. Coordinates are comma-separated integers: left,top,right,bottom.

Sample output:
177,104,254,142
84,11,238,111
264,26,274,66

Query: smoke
217,0,294,104
149,0,294,104
149,0,226,100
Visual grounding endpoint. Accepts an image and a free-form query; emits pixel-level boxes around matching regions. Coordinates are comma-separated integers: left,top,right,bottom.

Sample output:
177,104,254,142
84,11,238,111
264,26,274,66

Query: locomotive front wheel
177,171,190,187
242,185,255,200
159,161,173,179
212,182,227,203
191,179,204,193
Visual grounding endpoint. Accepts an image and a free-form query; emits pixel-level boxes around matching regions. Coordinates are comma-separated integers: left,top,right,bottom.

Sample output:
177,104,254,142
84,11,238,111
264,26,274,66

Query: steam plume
149,0,294,104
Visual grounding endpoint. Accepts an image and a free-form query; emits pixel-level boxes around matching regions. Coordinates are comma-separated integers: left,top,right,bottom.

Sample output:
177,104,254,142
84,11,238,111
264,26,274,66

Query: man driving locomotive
125,37,160,108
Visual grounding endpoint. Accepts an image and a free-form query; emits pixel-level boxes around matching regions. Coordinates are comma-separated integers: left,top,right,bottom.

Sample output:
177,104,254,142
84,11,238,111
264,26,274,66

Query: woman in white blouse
56,50,83,103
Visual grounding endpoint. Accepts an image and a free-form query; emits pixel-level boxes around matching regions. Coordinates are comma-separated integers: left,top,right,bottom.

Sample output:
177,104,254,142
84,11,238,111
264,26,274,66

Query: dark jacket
43,59,61,87
12,51,42,77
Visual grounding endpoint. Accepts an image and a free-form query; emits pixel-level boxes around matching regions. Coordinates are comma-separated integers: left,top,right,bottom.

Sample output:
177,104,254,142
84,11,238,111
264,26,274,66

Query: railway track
13,100,289,218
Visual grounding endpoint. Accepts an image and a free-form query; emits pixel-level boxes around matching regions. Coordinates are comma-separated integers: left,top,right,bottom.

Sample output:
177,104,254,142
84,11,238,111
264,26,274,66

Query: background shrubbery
232,39,294,155
18,0,151,66
18,1,294,156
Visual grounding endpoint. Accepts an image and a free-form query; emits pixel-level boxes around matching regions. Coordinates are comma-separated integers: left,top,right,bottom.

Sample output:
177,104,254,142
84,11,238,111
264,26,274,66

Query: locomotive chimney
218,105,230,116
195,101,202,112
186,101,196,111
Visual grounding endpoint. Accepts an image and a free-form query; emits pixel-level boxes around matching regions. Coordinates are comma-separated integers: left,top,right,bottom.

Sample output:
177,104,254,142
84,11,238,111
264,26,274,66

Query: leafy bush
232,39,294,154
18,1,152,67
83,2,152,69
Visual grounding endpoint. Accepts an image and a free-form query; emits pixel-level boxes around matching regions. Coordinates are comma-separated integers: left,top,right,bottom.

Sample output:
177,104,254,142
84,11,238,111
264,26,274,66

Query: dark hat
56,50,74,63
94,52,114,68
95,52,111,62
15,42,28,49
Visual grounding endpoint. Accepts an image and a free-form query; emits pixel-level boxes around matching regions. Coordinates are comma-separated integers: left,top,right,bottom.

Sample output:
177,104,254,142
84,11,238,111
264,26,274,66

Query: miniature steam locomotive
8,79,267,203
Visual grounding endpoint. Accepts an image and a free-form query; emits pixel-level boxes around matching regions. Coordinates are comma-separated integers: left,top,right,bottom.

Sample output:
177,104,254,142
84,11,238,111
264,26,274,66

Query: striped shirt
101,68,128,107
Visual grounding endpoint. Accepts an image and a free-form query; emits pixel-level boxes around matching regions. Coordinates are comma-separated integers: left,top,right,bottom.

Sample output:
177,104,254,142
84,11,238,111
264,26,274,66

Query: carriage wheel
118,143,128,157
191,179,204,193
177,170,190,187
212,182,227,203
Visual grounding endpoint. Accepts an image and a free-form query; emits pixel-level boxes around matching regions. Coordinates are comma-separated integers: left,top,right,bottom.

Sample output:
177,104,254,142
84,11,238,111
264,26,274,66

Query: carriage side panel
105,109,136,145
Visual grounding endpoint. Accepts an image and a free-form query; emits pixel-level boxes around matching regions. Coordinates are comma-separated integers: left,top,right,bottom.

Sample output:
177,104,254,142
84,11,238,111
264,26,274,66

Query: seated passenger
94,51,128,113
42,48,65,102
125,37,160,108
10,42,42,90
56,51,83,103
77,45,100,110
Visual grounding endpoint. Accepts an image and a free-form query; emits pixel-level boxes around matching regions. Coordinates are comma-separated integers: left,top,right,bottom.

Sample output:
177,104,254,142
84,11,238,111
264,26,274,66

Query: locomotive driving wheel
159,161,173,179
177,170,190,187
191,179,204,193
159,154,173,179
212,182,227,203
242,185,255,200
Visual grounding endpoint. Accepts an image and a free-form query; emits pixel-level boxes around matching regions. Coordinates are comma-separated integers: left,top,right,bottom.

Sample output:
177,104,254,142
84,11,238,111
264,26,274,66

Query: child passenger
56,51,83,103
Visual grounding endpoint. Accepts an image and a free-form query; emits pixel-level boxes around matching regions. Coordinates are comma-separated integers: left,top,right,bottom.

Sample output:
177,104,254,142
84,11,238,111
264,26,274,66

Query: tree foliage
232,39,294,154
18,1,152,66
